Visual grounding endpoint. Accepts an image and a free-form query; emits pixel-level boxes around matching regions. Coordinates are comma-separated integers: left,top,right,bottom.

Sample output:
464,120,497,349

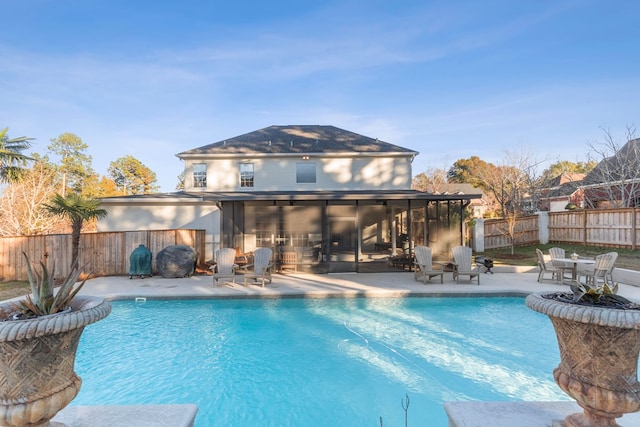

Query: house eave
99,190,481,204
176,151,418,160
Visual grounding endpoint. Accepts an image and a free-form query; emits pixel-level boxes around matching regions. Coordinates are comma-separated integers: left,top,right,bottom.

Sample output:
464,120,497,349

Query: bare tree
495,146,546,254
0,160,66,236
584,125,639,208
412,167,449,193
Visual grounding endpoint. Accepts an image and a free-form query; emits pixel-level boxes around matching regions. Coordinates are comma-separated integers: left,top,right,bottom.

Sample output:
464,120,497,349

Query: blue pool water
73,297,567,426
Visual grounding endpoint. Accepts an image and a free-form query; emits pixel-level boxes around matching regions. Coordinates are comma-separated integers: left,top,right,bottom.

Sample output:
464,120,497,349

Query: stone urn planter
526,292,640,427
0,296,111,427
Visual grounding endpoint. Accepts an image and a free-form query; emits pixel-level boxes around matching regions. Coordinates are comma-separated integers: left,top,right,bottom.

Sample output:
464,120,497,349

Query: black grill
474,256,494,274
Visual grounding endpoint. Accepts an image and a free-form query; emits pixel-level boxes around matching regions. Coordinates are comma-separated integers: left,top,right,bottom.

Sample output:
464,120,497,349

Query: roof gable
177,125,418,157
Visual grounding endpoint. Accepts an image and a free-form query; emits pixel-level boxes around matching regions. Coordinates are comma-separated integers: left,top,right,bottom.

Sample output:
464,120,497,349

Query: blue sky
2,0,638,192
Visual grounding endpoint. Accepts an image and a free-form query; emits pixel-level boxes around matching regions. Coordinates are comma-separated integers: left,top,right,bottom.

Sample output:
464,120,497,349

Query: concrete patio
75,265,640,301
58,267,640,427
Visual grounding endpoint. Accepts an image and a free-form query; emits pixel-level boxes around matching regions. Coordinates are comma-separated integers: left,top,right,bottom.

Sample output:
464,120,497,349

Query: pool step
52,404,198,427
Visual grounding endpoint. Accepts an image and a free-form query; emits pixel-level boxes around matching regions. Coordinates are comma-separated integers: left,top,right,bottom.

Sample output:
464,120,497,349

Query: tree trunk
71,220,82,268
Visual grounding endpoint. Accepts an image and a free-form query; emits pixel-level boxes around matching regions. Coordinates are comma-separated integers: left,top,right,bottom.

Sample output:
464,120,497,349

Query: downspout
215,200,224,251
633,206,637,251
462,200,470,247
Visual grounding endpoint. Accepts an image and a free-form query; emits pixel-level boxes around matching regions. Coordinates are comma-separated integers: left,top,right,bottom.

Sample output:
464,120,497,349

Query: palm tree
44,194,108,268
0,127,34,183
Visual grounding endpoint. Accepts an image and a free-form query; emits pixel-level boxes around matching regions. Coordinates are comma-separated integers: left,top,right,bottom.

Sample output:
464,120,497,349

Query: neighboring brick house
537,138,640,212
99,125,481,273
581,138,640,209
538,173,586,212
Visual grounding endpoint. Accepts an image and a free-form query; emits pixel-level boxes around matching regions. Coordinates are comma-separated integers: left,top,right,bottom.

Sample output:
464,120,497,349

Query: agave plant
11,252,89,318
569,280,631,305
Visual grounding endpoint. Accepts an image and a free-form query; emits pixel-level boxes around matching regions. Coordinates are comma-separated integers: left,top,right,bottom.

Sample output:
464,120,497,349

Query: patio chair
451,246,480,285
210,248,238,286
606,251,619,283
280,251,297,273
548,247,573,281
413,246,444,284
578,252,618,286
536,248,563,283
243,247,274,287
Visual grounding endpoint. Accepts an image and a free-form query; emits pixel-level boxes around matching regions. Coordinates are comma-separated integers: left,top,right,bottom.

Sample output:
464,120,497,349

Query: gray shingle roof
583,138,640,185
177,125,418,157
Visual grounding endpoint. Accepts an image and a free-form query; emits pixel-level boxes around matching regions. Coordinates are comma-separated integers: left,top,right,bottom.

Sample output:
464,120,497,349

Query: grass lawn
0,281,30,302
483,244,639,271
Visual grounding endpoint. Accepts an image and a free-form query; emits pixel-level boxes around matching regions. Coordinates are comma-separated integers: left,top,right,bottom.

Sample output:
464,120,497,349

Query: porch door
328,218,357,273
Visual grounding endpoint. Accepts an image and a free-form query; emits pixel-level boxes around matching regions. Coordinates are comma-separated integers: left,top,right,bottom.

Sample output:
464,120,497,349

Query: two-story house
99,125,481,273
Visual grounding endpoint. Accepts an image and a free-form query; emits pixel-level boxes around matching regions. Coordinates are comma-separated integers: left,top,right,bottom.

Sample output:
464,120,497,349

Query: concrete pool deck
54,267,640,427
74,266,640,301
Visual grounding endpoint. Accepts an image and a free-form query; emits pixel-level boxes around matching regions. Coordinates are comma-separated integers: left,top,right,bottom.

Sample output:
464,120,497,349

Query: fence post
537,211,549,245
633,207,637,251
473,218,485,253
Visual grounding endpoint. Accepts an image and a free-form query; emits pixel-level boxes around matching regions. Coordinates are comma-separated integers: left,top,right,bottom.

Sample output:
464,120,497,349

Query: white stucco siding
186,159,238,191
354,157,411,189
98,202,220,260
184,155,413,191
549,199,570,212
317,158,352,189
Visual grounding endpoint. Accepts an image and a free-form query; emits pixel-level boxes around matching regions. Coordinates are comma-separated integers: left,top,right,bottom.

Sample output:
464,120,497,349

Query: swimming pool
73,297,568,426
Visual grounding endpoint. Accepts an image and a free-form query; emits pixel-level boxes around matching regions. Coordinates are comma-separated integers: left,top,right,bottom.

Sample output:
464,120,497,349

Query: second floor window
296,162,316,183
240,163,254,187
193,163,207,188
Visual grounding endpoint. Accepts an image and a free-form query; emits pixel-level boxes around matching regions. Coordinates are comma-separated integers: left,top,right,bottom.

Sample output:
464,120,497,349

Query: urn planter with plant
0,253,111,427
526,281,640,427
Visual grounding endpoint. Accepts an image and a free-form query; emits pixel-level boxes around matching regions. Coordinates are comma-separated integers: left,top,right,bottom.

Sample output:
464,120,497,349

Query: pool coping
445,400,640,426
102,290,534,301
52,404,197,427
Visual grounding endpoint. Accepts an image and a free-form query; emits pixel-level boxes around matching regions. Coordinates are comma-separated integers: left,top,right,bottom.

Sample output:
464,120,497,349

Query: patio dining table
554,257,595,282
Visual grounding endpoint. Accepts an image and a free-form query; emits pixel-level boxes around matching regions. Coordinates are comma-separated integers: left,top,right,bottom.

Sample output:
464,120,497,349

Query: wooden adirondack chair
579,252,618,286
243,247,274,287
548,247,573,280
210,247,237,286
536,248,563,283
413,246,444,284
451,246,480,285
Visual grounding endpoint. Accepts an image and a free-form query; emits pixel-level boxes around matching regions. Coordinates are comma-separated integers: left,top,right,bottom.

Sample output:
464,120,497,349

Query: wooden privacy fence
548,208,639,248
483,216,539,250
0,229,206,282
481,208,639,251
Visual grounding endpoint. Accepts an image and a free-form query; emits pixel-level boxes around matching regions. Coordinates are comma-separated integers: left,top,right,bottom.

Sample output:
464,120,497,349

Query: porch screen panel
278,203,323,266
387,200,410,255
245,203,276,252
359,204,389,253
410,203,427,247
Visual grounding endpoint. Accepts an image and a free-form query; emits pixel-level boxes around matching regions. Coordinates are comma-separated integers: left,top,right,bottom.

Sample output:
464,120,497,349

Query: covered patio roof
100,189,481,204
183,189,482,202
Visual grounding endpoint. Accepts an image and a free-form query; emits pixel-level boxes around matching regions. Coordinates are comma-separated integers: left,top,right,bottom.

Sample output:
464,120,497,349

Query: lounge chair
243,247,274,287
210,248,237,286
578,252,618,286
536,248,562,283
413,246,444,284
451,246,480,285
